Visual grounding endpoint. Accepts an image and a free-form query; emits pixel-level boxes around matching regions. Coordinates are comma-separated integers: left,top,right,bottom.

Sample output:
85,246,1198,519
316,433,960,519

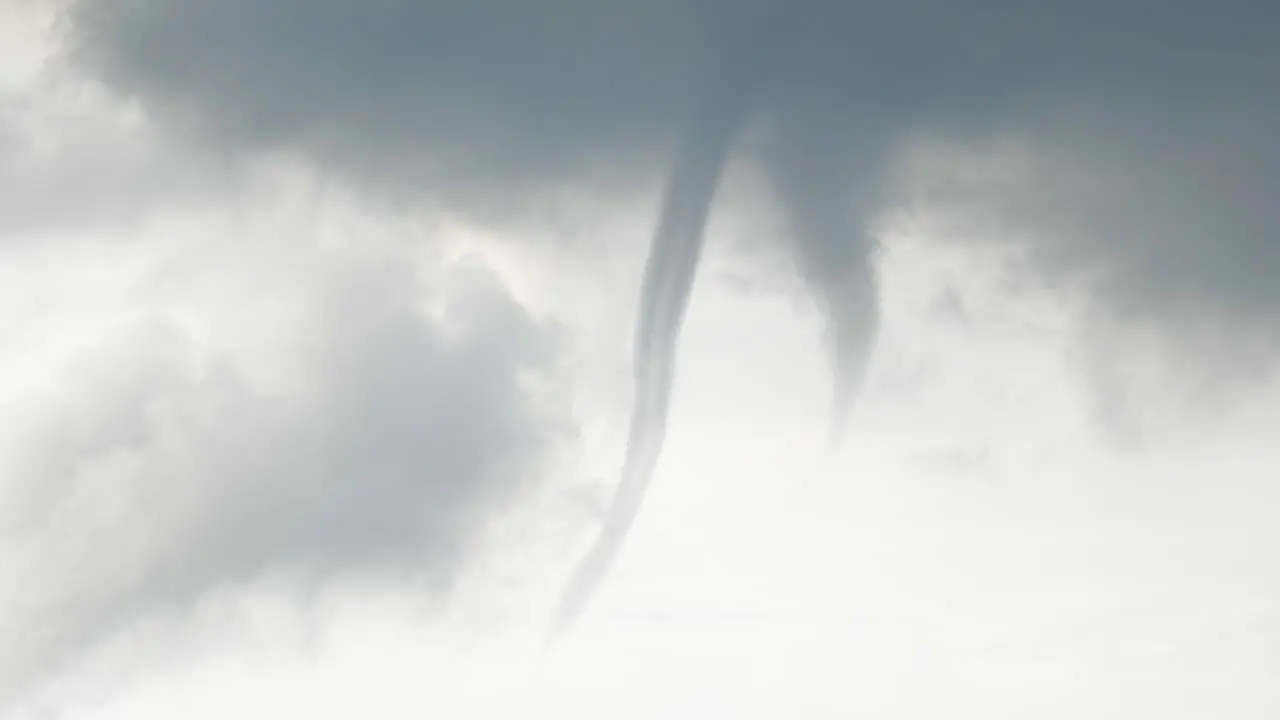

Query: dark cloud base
65,0,1280,342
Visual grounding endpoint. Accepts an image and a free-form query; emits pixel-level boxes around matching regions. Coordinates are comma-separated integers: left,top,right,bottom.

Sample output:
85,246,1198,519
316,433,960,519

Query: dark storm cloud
66,0,1280,383
0,257,559,700
67,0,754,217
65,0,1280,633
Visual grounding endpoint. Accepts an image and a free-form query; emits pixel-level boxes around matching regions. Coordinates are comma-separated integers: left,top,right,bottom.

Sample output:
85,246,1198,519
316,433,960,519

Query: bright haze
2,1,1279,717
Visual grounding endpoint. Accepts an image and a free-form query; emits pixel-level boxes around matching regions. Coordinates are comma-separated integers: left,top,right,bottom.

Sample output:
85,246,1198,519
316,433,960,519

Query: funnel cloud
549,30,777,637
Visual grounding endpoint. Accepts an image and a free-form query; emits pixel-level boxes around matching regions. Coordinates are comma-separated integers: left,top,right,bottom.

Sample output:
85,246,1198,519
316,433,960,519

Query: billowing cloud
0,20,238,243
0,247,561,702
0,95,235,240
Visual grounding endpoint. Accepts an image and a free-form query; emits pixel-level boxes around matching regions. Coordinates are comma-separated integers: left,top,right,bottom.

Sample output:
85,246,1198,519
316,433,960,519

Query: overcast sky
3,1,1280,717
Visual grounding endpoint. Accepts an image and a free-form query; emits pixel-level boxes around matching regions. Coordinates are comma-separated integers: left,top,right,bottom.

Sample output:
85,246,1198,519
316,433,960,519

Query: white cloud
0,172,567,706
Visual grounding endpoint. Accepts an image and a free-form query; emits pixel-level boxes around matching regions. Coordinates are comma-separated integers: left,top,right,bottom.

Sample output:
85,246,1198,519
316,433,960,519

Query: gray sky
3,1,1280,717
